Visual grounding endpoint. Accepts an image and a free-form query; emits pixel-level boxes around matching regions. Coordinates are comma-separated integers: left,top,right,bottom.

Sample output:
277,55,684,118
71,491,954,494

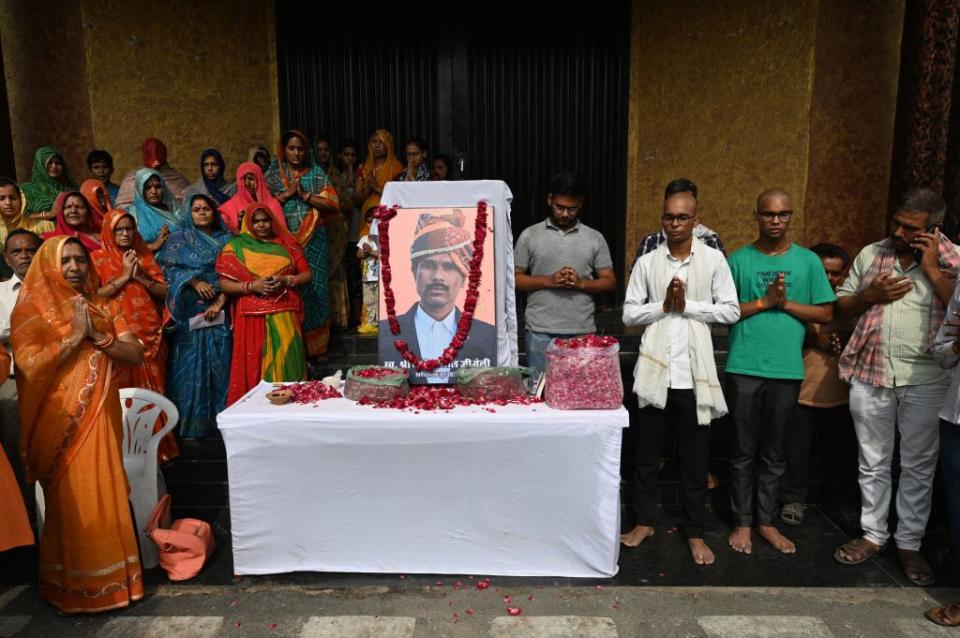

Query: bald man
724,188,835,556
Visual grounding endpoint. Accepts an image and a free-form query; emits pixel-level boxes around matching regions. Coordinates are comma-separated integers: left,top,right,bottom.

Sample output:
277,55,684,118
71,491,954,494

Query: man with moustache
381,210,496,376
834,188,960,587
621,181,739,565
725,188,835,557
514,172,617,378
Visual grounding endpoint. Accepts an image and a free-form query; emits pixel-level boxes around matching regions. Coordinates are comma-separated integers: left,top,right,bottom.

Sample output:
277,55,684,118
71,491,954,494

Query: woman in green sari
20,146,76,234
264,130,340,358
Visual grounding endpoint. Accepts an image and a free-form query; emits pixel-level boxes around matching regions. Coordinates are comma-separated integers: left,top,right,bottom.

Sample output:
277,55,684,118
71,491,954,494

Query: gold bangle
756,299,764,312
93,333,114,349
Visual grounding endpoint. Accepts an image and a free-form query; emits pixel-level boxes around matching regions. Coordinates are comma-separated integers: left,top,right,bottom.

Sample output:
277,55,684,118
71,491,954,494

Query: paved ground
3,504,957,637
1,582,957,637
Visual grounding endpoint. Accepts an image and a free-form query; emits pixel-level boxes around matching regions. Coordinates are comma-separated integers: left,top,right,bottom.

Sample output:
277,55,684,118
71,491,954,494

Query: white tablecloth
219,382,628,577
381,180,519,366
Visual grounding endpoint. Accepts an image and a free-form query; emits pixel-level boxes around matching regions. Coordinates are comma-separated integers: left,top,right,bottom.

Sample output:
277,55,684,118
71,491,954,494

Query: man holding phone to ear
833,188,960,587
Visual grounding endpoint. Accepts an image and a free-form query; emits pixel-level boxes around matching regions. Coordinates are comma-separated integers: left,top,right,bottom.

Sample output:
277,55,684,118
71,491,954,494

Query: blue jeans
524,330,584,380
940,419,960,577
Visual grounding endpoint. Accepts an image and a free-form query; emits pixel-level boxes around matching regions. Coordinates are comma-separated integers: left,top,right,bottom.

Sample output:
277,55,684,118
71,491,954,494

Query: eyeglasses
113,226,135,235
661,214,694,225
758,210,793,221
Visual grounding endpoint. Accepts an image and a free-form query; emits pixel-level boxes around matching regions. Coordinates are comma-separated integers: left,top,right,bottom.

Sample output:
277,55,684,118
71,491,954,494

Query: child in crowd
779,243,860,528
356,210,380,335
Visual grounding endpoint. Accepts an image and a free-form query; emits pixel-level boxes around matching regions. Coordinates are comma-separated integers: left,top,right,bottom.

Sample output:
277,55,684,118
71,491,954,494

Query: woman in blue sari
264,130,340,358
157,193,232,439
127,168,180,252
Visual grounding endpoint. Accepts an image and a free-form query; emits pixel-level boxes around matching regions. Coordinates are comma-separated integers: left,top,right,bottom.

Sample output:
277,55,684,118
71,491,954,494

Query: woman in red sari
218,162,286,235
92,210,178,462
217,202,311,404
13,237,144,613
42,191,102,251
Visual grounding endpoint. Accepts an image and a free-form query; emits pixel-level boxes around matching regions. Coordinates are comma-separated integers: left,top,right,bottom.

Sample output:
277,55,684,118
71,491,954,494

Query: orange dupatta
273,130,341,247
12,237,142,612
80,178,113,231
91,210,177,462
0,346,32,552
91,210,169,369
359,128,403,235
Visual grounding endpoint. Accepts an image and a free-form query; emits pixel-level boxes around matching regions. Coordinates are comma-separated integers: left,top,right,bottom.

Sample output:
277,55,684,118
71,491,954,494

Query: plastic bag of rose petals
544,335,623,410
344,365,410,402
456,367,529,401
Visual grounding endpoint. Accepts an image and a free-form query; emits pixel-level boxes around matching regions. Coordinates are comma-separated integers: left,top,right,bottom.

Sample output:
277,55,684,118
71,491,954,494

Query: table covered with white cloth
219,382,628,577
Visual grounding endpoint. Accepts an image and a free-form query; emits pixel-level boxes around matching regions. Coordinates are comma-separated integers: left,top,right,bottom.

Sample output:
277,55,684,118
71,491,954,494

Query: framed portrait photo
377,206,496,384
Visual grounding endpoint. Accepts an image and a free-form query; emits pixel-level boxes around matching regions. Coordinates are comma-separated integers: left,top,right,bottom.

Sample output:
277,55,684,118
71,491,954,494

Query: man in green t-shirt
725,188,835,556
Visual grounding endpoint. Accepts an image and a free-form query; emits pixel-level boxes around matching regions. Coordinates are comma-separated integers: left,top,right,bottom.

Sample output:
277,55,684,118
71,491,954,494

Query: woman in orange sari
80,178,113,230
354,129,403,237
0,349,32,554
12,237,144,613
92,210,178,462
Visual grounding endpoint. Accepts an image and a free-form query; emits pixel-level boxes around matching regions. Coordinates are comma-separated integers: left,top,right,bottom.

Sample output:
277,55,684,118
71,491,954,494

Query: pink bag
147,494,215,581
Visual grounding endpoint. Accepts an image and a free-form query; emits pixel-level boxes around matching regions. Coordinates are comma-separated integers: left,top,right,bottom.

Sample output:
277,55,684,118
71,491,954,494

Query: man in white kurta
621,188,739,565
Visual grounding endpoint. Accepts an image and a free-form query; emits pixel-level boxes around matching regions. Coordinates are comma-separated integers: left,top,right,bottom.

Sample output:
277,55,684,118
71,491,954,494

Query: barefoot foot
758,524,796,554
620,525,655,547
728,526,752,554
688,538,715,565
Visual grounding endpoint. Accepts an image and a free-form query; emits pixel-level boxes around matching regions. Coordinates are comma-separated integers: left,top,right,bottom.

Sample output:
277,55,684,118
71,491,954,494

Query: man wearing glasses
514,171,617,379
725,189,835,556
621,182,739,565
632,178,725,260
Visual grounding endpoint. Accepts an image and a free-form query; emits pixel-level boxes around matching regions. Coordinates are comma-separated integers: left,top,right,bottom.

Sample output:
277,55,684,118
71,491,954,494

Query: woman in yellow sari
12,237,145,613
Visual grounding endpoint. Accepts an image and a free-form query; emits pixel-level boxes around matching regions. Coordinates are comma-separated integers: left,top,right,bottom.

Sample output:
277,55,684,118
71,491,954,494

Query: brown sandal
926,603,960,627
898,548,935,586
833,537,883,565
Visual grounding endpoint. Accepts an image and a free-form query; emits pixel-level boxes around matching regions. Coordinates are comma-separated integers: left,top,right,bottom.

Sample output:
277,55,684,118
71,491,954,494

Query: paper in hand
189,310,225,331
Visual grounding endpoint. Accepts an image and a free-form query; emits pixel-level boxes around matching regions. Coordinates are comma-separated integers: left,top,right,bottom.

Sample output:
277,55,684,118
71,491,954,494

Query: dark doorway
0,36,16,179
275,0,631,279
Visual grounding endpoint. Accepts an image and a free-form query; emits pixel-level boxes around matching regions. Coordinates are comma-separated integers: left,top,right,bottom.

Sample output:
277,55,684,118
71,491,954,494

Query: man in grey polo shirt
514,171,617,378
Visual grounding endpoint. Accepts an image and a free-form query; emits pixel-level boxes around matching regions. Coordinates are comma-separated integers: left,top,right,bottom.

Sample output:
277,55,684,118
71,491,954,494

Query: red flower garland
374,201,489,372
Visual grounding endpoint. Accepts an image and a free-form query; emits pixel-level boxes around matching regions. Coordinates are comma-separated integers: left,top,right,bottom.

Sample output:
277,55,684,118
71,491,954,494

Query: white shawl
632,242,727,425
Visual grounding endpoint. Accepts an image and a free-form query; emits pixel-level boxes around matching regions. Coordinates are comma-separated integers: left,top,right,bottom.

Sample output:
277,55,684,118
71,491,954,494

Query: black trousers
632,389,711,538
780,404,859,505
725,373,800,526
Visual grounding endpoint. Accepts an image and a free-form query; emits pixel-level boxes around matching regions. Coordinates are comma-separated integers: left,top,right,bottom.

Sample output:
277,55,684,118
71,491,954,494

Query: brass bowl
266,389,294,405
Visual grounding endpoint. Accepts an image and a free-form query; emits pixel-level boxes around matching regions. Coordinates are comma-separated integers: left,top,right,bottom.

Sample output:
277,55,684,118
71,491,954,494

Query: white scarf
632,241,727,425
